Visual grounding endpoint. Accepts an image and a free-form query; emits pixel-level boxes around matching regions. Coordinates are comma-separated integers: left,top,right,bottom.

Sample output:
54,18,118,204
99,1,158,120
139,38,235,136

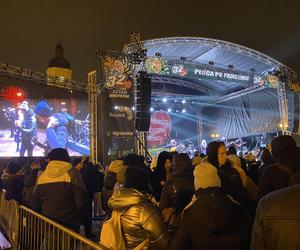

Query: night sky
0,0,299,82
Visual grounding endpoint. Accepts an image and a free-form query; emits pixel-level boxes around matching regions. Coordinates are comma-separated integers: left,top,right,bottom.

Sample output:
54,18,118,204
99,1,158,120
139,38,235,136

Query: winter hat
108,160,123,173
124,166,149,192
72,157,83,168
19,101,29,110
271,135,297,158
193,163,221,190
35,100,52,118
7,162,22,174
47,148,70,163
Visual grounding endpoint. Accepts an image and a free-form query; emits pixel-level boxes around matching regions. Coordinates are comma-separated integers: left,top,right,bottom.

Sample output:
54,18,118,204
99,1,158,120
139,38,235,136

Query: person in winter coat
108,166,169,250
32,148,86,231
169,162,248,250
258,135,300,200
257,149,273,182
150,151,173,201
251,184,300,250
206,141,249,206
35,100,69,152
18,101,37,157
2,162,24,203
159,153,194,234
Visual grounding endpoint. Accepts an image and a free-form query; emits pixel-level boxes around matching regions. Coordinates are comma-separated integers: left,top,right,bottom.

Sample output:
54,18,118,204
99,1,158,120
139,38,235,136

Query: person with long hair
204,141,248,206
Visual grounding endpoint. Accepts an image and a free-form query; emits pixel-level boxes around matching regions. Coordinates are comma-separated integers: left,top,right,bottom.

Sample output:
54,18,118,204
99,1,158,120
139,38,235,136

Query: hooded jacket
108,187,168,250
32,160,86,229
46,113,69,150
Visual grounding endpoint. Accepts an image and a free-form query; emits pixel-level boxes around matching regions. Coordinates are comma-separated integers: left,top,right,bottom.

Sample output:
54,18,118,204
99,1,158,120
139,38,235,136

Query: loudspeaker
135,71,151,131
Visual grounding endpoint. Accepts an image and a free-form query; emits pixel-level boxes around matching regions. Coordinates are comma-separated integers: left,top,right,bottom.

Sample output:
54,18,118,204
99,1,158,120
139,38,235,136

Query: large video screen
0,80,90,157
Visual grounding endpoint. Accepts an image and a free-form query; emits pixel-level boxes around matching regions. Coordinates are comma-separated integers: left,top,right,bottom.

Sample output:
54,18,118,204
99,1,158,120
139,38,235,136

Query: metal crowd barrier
0,191,109,250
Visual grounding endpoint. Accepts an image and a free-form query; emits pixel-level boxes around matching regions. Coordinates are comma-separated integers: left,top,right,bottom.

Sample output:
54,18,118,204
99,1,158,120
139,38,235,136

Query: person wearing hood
18,101,37,157
258,135,300,200
108,166,169,250
150,151,173,201
32,148,86,231
205,141,249,207
169,162,248,250
159,153,194,234
35,100,69,152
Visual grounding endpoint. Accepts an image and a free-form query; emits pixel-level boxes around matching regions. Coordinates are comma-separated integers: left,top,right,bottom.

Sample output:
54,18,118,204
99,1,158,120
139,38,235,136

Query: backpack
100,209,149,250
277,164,300,186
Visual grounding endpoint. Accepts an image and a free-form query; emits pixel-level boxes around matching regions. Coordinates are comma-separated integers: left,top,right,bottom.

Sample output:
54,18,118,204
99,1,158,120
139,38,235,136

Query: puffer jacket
108,187,168,250
32,160,86,230
251,184,300,250
169,187,248,250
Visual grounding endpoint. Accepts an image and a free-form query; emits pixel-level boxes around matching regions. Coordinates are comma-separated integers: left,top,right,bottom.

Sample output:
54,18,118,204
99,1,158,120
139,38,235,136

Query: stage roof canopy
124,37,297,101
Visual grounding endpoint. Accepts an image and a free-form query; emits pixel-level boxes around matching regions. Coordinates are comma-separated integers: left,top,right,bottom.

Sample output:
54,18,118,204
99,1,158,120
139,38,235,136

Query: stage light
180,56,187,61
228,64,234,69
215,134,219,138
176,110,179,113
61,102,66,105
250,68,256,73
208,61,214,66
150,107,154,112
182,109,186,113
278,123,283,128
284,124,288,129
182,100,186,104
132,106,135,111
114,105,119,110
163,97,167,103
155,98,158,101
192,101,195,104
167,108,171,113
155,52,162,57
175,100,177,103
16,92,22,97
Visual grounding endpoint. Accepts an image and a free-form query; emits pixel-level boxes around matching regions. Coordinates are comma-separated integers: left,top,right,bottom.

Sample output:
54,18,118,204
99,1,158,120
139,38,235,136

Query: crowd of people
0,134,300,249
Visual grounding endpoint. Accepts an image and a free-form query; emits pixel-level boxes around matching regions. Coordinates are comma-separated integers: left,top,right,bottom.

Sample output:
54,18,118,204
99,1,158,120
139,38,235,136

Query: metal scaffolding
87,71,98,163
277,81,291,135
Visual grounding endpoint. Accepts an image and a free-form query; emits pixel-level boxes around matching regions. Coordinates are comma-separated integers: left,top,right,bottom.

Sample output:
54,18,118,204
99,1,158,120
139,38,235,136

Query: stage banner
147,111,172,149
99,51,135,164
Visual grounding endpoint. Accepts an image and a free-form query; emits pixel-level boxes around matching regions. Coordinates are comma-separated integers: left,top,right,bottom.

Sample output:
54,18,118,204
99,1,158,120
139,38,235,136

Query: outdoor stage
0,36,299,166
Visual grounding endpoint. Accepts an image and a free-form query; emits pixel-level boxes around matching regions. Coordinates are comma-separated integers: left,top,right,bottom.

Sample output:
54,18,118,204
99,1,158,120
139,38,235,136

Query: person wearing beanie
35,100,69,152
258,135,300,200
102,158,124,219
159,153,194,235
32,148,87,231
169,162,248,250
107,166,169,250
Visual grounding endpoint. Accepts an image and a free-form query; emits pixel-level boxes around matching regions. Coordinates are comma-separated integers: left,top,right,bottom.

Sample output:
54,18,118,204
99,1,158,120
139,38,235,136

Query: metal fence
0,191,109,250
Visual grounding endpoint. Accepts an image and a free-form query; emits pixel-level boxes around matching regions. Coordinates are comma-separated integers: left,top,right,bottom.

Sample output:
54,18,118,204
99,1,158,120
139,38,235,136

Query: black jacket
251,184,300,250
258,163,290,200
169,187,247,250
32,160,87,229
4,174,24,203
218,163,249,207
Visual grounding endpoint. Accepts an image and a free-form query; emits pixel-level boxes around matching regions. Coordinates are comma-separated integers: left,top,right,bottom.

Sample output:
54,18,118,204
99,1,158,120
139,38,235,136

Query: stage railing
0,191,108,250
